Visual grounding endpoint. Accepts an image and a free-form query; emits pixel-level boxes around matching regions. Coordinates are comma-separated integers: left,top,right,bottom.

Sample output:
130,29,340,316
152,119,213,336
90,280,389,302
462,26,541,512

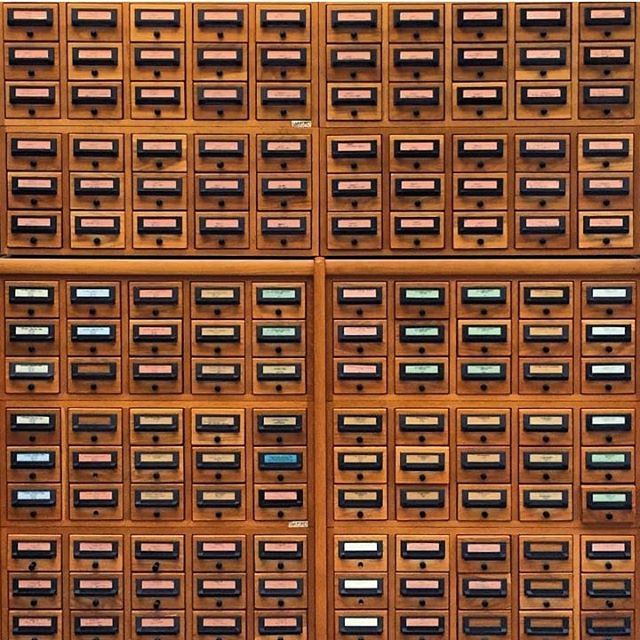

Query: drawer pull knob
28,109,36,116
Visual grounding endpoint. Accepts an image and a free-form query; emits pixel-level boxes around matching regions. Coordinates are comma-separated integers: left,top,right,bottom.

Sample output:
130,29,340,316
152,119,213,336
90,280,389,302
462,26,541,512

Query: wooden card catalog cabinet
1,3,640,640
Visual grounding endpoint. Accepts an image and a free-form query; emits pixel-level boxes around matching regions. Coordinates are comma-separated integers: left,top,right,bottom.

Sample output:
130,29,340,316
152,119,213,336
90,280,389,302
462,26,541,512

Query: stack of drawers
1,3,639,640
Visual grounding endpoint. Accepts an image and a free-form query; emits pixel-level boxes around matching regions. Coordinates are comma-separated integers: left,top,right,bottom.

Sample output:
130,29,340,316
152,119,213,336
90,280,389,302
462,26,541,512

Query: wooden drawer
517,83,571,119
130,408,183,446
519,536,572,573
193,5,247,42
70,573,123,610
520,447,572,483
334,486,386,520
519,320,572,356
454,136,507,172
5,82,60,119
191,282,243,319
132,535,184,572
335,573,387,609
133,135,186,172
581,408,634,446
520,485,573,521
70,173,124,210
71,612,123,638
68,408,122,446
258,5,311,42
458,574,511,610
396,486,449,521
195,44,248,81
69,134,123,172
328,213,383,251
579,82,634,120
580,4,635,41
68,82,122,119
132,613,185,640
69,535,123,571
457,409,510,446
457,358,510,395
4,43,59,81
333,408,387,446
389,5,444,42
458,485,511,521
7,446,60,482
6,357,60,394
458,320,511,356
131,83,185,119
457,447,509,483
6,408,60,446
381,243,432,275
130,5,185,42
257,45,312,81
10,611,62,640
582,536,634,572
395,409,448,446
581,486,636,524
397,536,449,572
192,320,244,357
519,574,572,610
193,447,245,483
454,213,506,250
453,84,507,120
194,84,248,120
457,282,511,318
327,45,380,82
8,534,61,571
391,135,443,172
454,45,507,82
457,536,510,573
335,535,387,571
334,319,387,357
255,535,307,572
396,573,448,609
9,572,61,609
132,573,185,610
191,409,244,446
396,612,448,639
70,485,122,521
67,4,122,42
582,447,634,484
5,319,59,356
257,84,311,121
395,320,448,357
193,573,246,610
130,320,181,357
516,4,571,41
4,4,59,40
7,134,61,171
132,486,185,521
516,212,570,250
192,535,246,572
580,44,633,80
130,358,183,394
389,84,443,121
581,281,635,318
579,134,633,173
327,84,381,121
256,485,307,521
327,5,381,43
68,44,123,81
516,44,570,81
131,447,183,483
8,172,61,210
516,135,570,172
335,447,386,483
69,447,122,483
582,574,634,611
389,45,443,82
68,358,121,394
453,5,507,42
131,44,185,81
